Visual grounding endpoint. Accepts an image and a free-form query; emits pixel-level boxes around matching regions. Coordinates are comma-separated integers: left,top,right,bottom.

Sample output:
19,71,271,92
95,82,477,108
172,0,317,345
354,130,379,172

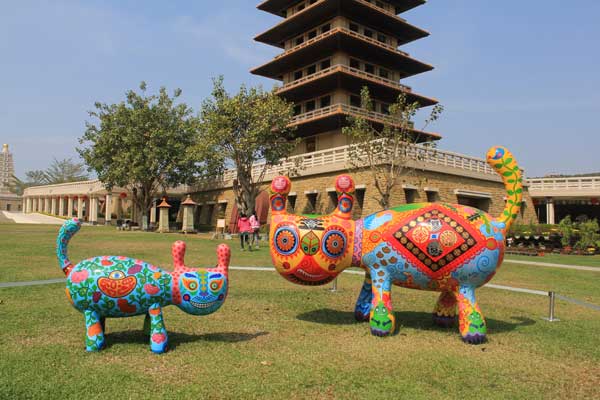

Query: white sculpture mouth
190,300,218,309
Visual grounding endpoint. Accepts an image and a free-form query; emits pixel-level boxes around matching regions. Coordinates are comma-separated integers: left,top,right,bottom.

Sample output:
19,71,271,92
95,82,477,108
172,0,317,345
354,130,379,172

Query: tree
78,82,203,226
342,87,443,209
197,76,297,215
44,158,89,184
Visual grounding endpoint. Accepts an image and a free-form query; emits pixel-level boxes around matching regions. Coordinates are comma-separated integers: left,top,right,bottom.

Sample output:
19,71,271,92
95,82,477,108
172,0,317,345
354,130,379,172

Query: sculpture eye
109,271,125,279
182,278,199,292
209,279,223,293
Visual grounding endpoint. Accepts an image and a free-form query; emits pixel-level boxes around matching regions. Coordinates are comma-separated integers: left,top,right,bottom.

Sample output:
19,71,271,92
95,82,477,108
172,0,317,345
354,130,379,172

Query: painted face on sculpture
177,270,227,315
271,217,352,285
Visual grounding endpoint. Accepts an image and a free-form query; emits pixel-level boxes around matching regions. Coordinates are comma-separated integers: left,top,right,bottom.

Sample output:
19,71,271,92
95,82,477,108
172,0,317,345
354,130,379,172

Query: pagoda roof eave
276,67,438,106
258,0,427,17
255,0,429,48
251,29,433,79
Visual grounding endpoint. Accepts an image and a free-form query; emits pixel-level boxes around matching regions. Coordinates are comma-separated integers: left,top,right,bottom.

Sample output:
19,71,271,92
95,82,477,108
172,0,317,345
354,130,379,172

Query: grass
0,223,599,399
507,253,600,267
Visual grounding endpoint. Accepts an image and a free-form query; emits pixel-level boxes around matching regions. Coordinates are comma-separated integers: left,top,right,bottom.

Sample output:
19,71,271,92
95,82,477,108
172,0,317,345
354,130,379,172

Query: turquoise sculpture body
57,219,230,353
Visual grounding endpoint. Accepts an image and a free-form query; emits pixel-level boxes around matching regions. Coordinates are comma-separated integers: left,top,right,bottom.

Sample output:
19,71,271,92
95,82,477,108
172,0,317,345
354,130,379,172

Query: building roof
288,103,440,141
276,64,438,106
257,0,427,17
255,0,429,48
251,27,433,78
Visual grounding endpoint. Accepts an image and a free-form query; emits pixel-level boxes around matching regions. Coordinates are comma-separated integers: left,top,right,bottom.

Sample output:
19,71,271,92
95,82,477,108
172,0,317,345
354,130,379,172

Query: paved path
504,258,599,272
0,211,65,225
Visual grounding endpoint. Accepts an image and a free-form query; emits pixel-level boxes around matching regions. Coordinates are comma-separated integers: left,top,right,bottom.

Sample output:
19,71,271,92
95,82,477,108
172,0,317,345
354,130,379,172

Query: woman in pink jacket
237,213,252,251
249,210,261,249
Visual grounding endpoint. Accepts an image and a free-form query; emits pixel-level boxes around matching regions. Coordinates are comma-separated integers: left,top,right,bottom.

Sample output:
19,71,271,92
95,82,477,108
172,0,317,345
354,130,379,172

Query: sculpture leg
84,310,106,352
148,304,168,354
433,291,457,328
354,270,373,322
369,272,395,337
457,286,487,344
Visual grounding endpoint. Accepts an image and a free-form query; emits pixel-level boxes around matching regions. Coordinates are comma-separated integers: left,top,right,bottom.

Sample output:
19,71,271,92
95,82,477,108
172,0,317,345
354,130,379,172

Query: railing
528,177,600,192
279,64,412,93
289,103,409,126
275,27,410,61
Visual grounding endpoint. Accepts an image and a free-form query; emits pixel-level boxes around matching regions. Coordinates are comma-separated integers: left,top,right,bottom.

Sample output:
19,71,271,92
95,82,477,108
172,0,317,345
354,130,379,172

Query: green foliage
575,219,600,250
342,87,443,209
558,216,575,247
196,76,297,214
78,82,203,224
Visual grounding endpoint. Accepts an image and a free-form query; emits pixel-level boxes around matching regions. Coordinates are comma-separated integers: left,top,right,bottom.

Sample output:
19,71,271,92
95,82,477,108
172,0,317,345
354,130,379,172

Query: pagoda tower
0,144,15,194
252,0,439,154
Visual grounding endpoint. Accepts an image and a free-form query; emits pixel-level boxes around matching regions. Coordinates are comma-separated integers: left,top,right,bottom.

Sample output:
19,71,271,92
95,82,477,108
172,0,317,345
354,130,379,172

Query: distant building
0,144,22,211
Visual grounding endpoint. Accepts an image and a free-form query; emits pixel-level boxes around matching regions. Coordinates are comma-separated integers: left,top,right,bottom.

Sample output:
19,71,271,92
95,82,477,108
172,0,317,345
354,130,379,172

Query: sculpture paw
151,333,168,354
354,310,370,322
462,333,487,345
370,326,392,337
433,314,455,328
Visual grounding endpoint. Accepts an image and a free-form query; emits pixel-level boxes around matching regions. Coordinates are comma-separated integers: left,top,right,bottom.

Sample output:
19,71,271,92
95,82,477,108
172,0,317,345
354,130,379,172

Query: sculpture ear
172,241,186,270
215,244,230,277
270,176,291,215
332,174,355,219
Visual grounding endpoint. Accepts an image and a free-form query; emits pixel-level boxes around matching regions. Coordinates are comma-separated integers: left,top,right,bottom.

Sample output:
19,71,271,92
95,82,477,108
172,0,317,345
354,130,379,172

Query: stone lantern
181,195,197,234
157,197,171,233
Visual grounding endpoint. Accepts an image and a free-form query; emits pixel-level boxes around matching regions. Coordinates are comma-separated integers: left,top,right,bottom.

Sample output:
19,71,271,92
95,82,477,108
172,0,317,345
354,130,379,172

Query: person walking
249,210,261,249
237,213,252,251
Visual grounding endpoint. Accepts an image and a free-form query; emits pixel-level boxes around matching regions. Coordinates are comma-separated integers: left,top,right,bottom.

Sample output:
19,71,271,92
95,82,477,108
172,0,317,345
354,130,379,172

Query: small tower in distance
0,144,16,194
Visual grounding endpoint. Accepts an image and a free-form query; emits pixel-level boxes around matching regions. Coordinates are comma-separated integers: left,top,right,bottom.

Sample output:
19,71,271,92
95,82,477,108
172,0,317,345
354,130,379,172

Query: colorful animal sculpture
57,219,230,353
269,146,522,344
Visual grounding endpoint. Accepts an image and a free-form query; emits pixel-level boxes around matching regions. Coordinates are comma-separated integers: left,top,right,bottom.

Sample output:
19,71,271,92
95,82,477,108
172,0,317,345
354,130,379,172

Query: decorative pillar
51,197,57,215
150,200,157,225
157,197,171,233
105,194,113,225
58,196,65,216
44,197,50,213
77,196,84,219
26,197,32,213
546,198,555,225
181,195,197,233
83,197,90,221
89,197,98,224
32,198,37,213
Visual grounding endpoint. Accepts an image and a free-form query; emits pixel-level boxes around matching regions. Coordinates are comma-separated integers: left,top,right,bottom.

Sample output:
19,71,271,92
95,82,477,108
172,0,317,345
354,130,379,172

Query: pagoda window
293,105,302,116
349,58,360,69
349,22,359,33
320,95,331,108
297,4,305,12
307,64,317,75
377,33,387,44
308,30,317,39
320,59,331,70
379,68,390,79
364,63,375,74
296,36,304,46
294,70,303,80
321,24,331,33
350,95,361,108
364,29,373,38
306,100,316,112
381,103,390,115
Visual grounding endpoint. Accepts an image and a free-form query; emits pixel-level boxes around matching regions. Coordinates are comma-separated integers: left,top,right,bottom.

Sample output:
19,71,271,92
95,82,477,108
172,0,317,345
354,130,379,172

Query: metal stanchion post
543,291,560,322
329,277,338,292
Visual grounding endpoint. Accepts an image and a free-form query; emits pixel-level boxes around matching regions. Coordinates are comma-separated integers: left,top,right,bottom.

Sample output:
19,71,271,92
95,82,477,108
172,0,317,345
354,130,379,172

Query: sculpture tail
57,218,82,276
486,146,523,233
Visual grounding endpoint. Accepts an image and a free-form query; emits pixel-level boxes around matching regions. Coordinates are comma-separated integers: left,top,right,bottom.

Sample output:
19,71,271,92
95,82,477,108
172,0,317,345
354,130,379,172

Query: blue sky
1,0,599,178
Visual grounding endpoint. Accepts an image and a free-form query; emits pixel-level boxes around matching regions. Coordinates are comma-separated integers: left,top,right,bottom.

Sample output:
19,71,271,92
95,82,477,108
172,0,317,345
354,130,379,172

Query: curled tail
486,146,523,232
57,218,82,276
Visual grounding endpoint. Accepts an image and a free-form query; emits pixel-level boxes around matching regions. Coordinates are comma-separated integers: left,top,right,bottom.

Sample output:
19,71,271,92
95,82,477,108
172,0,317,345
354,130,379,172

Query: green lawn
1,223,599,399
507,253,600,267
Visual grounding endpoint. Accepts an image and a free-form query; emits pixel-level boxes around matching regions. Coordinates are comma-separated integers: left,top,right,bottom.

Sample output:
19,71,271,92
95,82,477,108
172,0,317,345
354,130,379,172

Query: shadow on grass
105,330,269,349
297,308,536,334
